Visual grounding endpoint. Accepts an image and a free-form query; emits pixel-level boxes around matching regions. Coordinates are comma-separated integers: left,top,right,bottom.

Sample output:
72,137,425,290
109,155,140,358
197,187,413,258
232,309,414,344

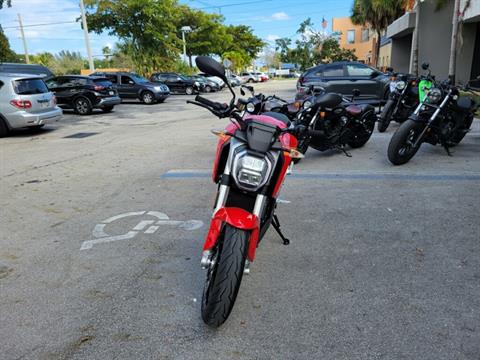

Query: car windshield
13,78,49,95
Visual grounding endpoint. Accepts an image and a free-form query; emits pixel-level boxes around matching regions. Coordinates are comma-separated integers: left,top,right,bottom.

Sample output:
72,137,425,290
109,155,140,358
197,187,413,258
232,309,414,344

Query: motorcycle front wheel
387,120,425,165
378,99,395,132
201,224,249,327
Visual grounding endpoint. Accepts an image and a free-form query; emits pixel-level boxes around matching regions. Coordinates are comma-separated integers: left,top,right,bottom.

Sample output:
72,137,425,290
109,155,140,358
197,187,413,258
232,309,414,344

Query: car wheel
102,106,114,113
0,117,9,137
204,85,212,93
74,97,93,115
141,91,155,104
185,86,194,95
248,79,254,83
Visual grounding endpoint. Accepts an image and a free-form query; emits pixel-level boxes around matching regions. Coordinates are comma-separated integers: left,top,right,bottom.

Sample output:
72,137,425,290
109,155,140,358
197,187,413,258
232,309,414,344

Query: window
167,76,178,82
121,76,134,85
106,75,117,84
13,78,48,95
346,64,374,76
361,28,369,42
323,64,344,77
347,30,355,44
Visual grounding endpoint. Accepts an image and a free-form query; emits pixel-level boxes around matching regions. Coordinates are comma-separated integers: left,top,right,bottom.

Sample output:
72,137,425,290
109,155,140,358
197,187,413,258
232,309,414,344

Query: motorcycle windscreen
246,121,278,153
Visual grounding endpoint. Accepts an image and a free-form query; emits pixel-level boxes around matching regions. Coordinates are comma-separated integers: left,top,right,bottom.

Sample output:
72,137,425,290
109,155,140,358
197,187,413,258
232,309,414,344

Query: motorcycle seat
346,104,374,117
262,111,291,126
315,93,343,108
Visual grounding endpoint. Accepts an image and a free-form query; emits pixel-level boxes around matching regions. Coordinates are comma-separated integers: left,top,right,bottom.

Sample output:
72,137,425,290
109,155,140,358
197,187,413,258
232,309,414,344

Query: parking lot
1,79,480,359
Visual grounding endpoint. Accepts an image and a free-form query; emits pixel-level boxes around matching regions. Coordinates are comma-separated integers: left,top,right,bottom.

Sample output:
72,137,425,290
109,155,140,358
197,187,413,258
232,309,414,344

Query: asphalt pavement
1,79,479,360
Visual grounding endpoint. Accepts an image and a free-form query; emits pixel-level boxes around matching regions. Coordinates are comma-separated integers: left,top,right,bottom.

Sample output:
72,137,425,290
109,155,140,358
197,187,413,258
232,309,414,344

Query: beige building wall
378,42,392,70
332,17,376,64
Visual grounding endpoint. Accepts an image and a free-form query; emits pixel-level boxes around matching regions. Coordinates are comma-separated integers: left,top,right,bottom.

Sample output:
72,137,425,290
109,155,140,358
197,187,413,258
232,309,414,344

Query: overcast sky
1,0,354,57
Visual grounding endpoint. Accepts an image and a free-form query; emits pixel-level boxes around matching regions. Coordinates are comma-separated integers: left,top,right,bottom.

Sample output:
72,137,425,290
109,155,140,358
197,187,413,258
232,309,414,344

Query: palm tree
351,0,406,67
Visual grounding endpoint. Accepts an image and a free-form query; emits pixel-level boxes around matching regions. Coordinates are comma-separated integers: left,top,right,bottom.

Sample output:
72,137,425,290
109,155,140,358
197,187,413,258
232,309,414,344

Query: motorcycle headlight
396,81,406,90
427,88,442,104
303,100,312,109
232,152,272,190
246,102,256,113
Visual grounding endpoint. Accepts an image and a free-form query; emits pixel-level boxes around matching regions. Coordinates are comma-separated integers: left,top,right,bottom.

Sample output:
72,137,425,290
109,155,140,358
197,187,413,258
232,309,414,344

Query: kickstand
272,214,290,245
336,145,352,157
443,143,453,156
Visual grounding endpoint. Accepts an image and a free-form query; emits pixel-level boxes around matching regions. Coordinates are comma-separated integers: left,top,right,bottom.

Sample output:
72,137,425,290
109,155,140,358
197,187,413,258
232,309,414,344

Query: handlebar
195,95,228,111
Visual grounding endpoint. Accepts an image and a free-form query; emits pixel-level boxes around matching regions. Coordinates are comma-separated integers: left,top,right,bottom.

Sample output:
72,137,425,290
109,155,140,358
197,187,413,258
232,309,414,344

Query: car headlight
396,81,406,90
154,86,162,92
303,100,312,109
232,151,273,190
246,102,256,113
427,88,442,104
194,81,200,87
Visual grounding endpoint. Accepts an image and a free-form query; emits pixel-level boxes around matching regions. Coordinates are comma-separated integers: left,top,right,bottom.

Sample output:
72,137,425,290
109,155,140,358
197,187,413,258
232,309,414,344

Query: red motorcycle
188,57,305,327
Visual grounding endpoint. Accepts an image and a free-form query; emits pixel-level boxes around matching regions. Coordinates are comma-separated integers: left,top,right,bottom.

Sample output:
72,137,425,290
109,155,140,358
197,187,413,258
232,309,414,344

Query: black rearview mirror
421,62,429,70
195,56,226,80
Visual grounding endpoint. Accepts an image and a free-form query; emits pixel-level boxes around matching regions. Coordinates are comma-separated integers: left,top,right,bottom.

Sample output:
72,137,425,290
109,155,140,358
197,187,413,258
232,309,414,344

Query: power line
2,20,77,30
196,0,274,10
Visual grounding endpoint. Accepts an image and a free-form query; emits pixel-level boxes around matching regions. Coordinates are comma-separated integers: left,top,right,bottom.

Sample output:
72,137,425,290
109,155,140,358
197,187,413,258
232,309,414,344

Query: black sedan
296,61,390,103
45,75,121,115
150,73,201,95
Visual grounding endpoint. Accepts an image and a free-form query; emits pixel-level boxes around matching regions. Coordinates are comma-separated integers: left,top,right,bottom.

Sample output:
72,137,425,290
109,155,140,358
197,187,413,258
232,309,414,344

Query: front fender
204,207,260,262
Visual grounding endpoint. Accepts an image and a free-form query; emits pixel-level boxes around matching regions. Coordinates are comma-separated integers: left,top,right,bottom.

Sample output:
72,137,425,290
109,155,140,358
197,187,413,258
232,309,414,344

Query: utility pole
17,14,29,64
448,0,461,84
79,0,94,72
409,0,421,76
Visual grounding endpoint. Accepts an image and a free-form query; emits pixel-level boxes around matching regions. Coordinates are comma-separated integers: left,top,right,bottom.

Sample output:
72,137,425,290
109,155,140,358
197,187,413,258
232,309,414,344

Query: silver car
0,74,62,137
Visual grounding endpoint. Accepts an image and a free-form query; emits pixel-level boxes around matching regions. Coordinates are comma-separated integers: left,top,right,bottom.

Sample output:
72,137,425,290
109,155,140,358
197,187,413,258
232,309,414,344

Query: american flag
321,17,327,29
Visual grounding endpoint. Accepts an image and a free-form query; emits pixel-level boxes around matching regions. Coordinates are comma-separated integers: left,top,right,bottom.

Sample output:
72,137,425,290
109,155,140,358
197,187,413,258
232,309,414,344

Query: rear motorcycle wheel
201,224,249,327
377,99,395,132
387,120,424,165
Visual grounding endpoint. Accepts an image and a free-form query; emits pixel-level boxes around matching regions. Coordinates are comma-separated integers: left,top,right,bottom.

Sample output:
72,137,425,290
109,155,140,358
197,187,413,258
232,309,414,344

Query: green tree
224,25,264,61
317,38,357,63
84,0,182,75
29,52,55,67
0,25,16,61
351,0,405,67
222,50,250,73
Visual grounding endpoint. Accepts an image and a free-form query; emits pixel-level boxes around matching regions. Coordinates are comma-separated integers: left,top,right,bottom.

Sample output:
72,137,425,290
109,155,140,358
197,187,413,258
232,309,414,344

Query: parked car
91,72,170,104
227,74,242,87
296,61,390,103
0,74,62,137
187,75,220,93
240,71,260,83
44,75,121,115
254,71,269,82
150,72,201,95
197,73,225,89
0,63,54,79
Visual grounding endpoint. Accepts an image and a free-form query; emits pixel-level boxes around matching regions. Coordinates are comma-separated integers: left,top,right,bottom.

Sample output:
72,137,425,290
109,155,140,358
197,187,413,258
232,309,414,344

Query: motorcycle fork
413,93,451,148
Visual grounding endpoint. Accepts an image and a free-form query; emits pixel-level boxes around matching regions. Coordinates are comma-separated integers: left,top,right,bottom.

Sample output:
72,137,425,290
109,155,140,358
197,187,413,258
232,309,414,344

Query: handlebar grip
195,95,227,111
307,129,325,137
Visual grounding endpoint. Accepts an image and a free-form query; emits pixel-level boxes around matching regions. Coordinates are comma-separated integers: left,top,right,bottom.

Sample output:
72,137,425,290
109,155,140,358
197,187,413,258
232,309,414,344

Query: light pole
181,26,192,65
80,0,94,72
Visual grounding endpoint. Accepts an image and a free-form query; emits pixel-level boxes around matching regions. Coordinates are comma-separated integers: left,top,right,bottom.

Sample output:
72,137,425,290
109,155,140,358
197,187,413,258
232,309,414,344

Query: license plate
109,91,114,95
41,102,49,108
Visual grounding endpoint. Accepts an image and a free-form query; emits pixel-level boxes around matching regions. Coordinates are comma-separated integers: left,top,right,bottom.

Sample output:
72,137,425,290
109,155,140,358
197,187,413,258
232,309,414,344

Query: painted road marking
80,210,203,250
161,169,480,182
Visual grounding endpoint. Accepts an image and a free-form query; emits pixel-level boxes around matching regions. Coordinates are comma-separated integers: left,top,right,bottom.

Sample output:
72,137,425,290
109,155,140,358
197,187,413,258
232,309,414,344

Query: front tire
185,86,194,95
204,85,212,93
0,118,9,137
201,225,248,328
141,91,155,104
388,120,425,165
378,99,395,132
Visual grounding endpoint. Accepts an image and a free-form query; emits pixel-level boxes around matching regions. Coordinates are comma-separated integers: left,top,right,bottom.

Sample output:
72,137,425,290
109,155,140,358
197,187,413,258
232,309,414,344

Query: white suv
0,74,62,137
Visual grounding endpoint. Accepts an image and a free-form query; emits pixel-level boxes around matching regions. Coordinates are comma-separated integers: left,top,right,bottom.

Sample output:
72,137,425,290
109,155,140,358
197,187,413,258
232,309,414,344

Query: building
386,0,480,83
332,17,378,65
378,36,392,70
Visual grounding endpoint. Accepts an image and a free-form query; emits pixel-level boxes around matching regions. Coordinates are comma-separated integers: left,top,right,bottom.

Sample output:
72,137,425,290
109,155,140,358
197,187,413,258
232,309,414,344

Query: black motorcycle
378,67,420,132
293,87,377,160
387,79,477,165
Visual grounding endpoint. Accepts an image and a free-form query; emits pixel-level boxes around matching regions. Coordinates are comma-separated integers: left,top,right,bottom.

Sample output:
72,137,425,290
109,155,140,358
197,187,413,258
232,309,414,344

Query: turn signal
210,129,231,141
284,148,305,159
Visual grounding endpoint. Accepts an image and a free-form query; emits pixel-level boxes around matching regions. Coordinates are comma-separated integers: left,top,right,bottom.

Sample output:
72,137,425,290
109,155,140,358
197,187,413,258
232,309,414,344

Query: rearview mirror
195,56,226,80
421,62,429,70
